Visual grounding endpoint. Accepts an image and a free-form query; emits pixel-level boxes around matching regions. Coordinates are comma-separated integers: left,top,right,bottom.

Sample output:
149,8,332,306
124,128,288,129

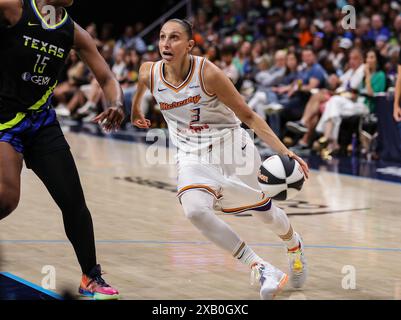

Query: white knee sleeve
252,203,291,236
180,190,242,253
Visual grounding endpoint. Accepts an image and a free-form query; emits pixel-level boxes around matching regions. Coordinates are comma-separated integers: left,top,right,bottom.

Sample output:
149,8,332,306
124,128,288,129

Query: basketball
3,0,400,303
258,155,305,201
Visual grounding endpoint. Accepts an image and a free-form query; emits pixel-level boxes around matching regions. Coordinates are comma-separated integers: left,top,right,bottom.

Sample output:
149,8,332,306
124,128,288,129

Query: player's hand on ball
287,151,309,179
93,106,125,132
131,111,151,129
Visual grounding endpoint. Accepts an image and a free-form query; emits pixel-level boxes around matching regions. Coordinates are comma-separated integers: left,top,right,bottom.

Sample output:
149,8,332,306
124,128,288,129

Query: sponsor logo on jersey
188,124,210,133
177,124,210,134
28,22,41,27
159,95,201,111
21,72,51,86
23,35,65,59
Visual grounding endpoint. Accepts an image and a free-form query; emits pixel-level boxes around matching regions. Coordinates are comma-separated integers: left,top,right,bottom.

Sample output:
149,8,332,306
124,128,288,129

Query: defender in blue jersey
0,0,124,300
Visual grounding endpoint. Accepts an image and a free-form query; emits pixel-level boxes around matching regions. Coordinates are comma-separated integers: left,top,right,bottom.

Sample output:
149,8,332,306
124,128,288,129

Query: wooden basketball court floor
1,131,401,300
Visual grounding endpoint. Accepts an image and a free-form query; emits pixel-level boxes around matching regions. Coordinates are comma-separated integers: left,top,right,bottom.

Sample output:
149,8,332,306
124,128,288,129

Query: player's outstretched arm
203,59,309,178
73,23,125,131
131,62,153,129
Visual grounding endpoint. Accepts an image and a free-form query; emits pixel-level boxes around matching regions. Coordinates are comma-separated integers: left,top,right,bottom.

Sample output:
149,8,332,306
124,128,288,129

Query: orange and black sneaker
79,264,119,300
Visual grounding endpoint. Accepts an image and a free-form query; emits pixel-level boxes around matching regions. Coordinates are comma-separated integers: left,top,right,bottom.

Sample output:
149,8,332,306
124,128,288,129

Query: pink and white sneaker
79,264,119,300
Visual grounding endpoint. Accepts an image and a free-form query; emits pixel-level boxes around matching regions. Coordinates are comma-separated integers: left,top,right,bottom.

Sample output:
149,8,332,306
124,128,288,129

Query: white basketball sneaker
251,262,289,300
287,235,307,288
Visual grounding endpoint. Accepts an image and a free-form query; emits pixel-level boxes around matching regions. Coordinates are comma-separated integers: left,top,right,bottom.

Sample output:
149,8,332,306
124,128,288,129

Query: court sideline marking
1,240,400,253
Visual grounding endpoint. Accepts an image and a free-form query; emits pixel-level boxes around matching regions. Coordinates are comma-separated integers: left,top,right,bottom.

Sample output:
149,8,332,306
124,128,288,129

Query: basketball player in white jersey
131,19,310,300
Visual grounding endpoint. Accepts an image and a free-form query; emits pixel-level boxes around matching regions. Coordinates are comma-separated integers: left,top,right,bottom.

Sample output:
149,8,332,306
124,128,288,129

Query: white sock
281,228,301,251
232,241,264,267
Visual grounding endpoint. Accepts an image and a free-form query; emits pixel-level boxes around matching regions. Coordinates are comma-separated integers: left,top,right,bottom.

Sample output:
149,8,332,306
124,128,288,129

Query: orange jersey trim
199,57,215,97
177,184,222,199
150,63,155,94
222,196,271,214
160,56,196,93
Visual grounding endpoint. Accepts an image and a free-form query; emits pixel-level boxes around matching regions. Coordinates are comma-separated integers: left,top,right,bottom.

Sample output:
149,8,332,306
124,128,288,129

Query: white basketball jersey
151,55,241,153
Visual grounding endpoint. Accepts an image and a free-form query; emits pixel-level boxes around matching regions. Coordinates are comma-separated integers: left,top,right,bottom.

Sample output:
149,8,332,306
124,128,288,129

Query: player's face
159,22,193,64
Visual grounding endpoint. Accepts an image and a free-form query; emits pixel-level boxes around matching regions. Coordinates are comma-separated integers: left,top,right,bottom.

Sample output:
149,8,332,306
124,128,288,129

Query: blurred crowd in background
54,0,401,160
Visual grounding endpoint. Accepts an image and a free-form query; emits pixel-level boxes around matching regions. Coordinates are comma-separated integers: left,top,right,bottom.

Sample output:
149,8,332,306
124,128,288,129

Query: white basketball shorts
176,128,271,214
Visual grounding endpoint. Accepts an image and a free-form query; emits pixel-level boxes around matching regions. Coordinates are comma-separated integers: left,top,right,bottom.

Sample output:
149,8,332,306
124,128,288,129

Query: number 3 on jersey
34,54,50,74
191,108,201,124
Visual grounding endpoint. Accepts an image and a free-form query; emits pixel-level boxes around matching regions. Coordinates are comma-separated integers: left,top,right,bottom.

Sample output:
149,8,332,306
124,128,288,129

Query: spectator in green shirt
315,49,386,153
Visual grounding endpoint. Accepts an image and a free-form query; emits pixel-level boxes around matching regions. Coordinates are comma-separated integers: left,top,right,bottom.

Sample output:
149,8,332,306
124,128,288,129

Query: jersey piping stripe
177,184,222,199
31,0,69,30
160,55,196,93
0,113,26,131
199,58,215,97
221,196,271,214
28,81,58,111
150,63,155,95
0,82,57,131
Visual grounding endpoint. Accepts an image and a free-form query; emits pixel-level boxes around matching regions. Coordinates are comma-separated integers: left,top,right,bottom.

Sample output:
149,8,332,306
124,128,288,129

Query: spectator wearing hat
339,37,353,51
